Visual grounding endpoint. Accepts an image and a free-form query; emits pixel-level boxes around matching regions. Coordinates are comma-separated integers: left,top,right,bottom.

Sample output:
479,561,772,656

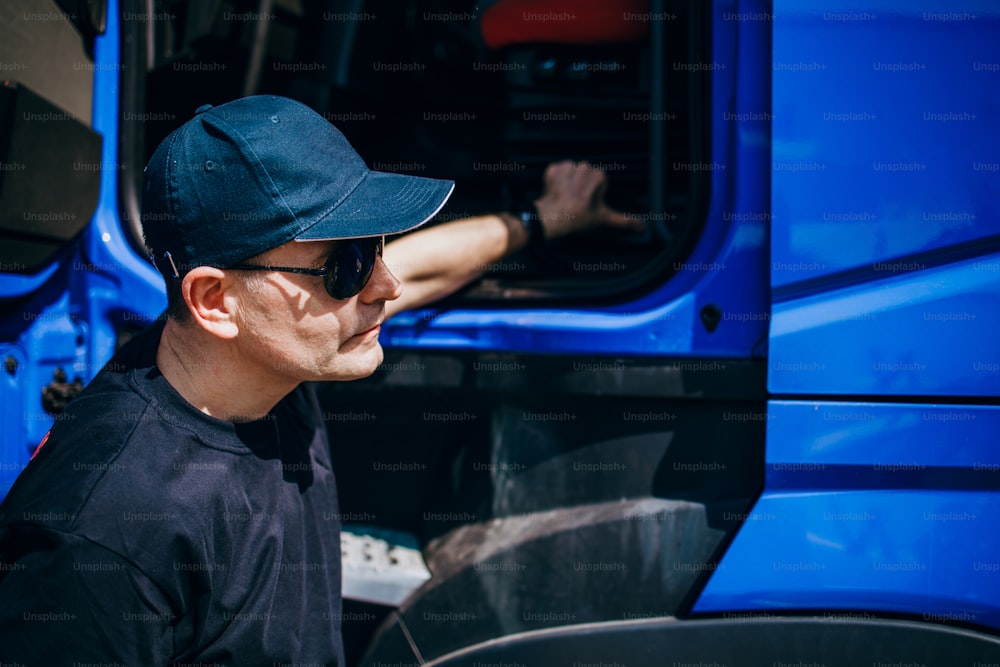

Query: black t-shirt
0,322,345,666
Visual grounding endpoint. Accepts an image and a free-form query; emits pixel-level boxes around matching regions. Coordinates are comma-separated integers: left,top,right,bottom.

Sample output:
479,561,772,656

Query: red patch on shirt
30,431,50,461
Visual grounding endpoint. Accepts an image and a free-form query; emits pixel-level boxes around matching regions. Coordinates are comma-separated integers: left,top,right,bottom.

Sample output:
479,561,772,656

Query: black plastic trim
116,0,150,259
422,615,1000,666
769,393,1000,406
363,348,766,401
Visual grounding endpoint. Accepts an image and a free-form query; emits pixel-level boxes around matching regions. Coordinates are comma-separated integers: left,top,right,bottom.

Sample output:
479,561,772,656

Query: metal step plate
341,526,431,606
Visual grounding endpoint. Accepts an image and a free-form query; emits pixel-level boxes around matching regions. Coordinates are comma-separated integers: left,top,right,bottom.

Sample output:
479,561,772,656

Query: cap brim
295,170,455,241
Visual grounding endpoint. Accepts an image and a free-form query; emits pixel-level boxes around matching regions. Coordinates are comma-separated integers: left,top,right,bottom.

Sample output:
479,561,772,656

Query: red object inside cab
480,0,651,49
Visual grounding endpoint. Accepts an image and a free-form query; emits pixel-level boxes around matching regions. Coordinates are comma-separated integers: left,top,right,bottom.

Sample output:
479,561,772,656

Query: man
0,95,634,665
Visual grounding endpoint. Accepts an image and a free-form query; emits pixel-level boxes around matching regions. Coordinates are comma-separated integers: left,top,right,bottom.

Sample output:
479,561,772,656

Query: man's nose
359,254,403,304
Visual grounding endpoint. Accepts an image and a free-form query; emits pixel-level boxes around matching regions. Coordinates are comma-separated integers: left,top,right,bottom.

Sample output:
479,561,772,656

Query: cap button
195,104,214,115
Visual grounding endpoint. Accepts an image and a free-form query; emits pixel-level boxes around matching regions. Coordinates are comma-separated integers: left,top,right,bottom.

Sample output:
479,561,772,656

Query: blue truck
1,0,999,663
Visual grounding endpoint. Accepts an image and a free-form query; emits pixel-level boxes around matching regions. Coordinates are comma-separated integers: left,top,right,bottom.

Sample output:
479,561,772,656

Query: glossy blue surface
770,1,1000,292
0,264,60,299
770,252,1000,395
0,0,166,496
0,348,25,498
381,0,771,358
767,0,1000,397
695,0,1000,634
694,401,1000,629
79,0,168,373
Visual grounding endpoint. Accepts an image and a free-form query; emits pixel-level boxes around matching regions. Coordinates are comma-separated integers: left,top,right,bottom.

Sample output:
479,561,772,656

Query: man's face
230,239,402,383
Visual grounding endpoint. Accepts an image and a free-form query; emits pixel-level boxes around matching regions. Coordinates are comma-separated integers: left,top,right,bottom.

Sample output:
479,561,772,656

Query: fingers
596,204,644,230
542,160,606,205
538,160,651,236
544,160,575,183
615,210,650,232
570,163,645,231
570,161,607,198
591,171,608,205
545,160,605,181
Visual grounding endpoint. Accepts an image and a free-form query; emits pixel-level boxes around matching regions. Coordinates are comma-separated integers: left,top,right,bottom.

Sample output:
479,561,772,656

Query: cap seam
202,112,300,237
154,129,194,273
297,167,371,238
159,129,182,257
296,179,455,241
143,96,456,267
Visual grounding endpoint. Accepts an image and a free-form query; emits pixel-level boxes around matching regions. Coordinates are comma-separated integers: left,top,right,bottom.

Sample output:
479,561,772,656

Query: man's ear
181,267,241,339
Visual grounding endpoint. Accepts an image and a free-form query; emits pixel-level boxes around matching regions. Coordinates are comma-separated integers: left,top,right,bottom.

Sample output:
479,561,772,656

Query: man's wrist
517,203,545,247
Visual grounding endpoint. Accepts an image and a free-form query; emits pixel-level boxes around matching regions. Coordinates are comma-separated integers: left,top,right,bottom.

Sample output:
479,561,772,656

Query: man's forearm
383,213,529,318
381,161,637,317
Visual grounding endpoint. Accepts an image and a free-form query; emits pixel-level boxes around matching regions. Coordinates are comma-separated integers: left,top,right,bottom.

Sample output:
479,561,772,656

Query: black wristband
518,205,545,247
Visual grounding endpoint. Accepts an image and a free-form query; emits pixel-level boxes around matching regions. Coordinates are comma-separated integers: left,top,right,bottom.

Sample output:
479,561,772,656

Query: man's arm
0,528,175,665
383,161,643,318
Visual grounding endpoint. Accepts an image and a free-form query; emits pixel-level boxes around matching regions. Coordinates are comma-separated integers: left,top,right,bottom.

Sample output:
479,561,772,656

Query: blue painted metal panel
694,401,1000,630
0,0,166,493
82,0,167,367
0,347,26,497
0,265,60,300
381,0,771,358
698,0,1000,635
770,0,1000,292
770,252,1000,396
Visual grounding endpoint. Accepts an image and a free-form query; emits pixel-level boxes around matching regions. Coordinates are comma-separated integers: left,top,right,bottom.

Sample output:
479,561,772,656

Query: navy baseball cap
142,95,454,277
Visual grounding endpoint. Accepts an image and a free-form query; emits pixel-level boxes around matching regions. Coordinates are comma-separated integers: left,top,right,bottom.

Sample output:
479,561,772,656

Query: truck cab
2,0,999,664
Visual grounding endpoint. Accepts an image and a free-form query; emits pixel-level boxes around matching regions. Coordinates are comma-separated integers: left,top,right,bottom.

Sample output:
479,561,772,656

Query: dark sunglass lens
324,237,383,299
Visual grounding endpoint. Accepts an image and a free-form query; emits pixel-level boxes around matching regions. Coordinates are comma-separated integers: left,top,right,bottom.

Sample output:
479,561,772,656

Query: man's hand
384,159,645,317
533,160,646,241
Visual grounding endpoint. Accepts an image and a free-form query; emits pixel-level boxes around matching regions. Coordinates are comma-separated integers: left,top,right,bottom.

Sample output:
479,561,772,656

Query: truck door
695,0,1000,649
0,0,164,497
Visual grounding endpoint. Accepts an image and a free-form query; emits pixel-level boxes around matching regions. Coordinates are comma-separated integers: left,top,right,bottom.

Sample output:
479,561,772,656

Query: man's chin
323,346,384,382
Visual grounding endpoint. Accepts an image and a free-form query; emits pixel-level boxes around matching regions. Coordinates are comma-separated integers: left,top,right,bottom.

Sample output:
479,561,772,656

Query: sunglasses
227,236,384,300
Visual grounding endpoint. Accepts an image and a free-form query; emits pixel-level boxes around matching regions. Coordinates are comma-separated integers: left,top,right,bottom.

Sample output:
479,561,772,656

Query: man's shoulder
0,377,153,525
1,323,212,535
0,382,234,586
